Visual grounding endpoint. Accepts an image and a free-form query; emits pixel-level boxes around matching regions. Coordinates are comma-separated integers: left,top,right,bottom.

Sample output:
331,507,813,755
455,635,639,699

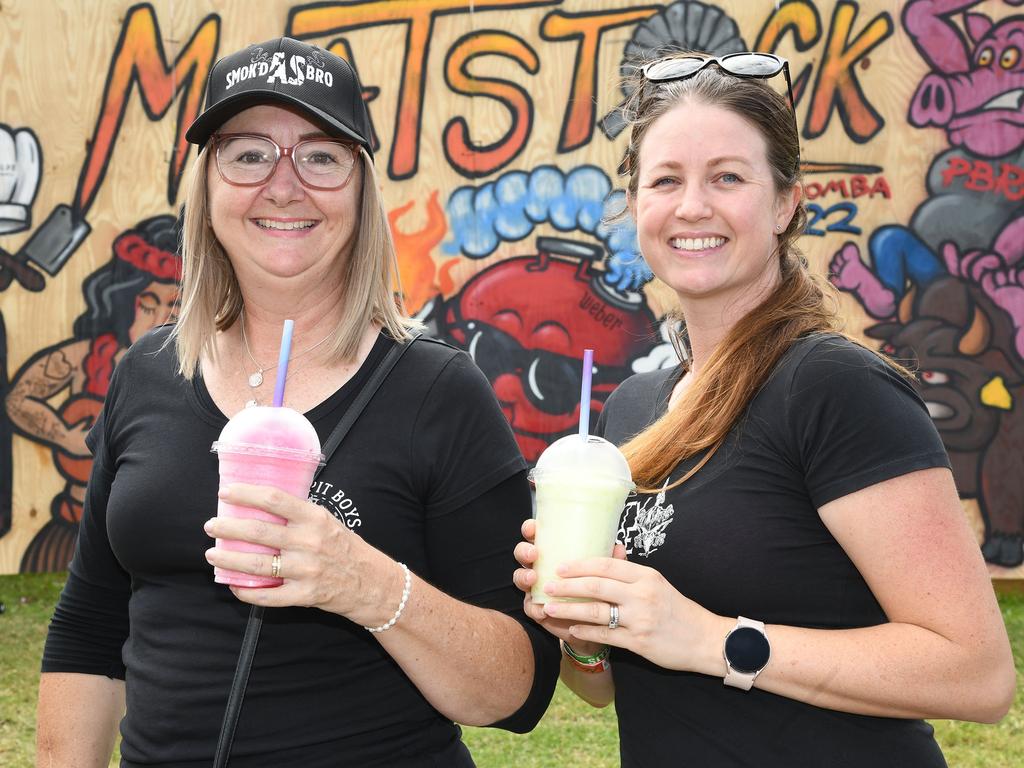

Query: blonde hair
171,146,418,378
617,57,905,492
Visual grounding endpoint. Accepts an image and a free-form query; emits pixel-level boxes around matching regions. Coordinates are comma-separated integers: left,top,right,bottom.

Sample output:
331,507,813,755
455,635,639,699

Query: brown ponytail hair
617,57,855,492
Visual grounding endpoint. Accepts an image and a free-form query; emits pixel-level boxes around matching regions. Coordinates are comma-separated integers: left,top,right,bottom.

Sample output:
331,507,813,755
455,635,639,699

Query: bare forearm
205,486,543,726
373,573,535,726
550,472,1016,724
559,655,615,708
37,672,124,768
692,615,1014,722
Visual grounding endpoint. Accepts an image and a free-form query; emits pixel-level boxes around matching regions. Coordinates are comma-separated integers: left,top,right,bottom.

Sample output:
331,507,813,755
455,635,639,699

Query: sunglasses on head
641,52,800,167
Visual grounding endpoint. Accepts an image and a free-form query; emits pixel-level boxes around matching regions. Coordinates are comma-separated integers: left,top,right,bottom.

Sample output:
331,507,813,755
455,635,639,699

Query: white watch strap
723,616,767,691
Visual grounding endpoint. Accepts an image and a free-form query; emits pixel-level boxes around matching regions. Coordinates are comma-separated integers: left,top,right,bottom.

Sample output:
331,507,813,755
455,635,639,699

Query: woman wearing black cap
37,38,558,767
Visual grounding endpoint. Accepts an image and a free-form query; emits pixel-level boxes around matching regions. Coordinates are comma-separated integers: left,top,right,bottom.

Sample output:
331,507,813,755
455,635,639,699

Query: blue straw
578,349,594,440
272,320,294,407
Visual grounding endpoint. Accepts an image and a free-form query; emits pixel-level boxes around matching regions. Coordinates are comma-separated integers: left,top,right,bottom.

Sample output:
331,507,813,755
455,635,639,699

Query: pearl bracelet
364,561,412,633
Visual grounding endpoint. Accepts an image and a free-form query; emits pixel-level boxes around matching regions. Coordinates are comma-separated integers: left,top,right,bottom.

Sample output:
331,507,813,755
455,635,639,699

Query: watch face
724,626,770,674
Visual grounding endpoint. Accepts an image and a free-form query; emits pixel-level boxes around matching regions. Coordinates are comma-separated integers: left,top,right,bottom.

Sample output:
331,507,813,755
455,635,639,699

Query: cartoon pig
907,0,1024,158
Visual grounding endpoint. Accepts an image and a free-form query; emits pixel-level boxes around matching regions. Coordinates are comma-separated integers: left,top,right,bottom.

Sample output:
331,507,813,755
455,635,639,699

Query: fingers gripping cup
211,406,323,587
530,433,634,604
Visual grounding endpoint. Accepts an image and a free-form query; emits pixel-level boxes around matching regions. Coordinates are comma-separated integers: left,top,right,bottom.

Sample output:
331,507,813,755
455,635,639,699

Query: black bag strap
315,331,420,482
212,332,420,768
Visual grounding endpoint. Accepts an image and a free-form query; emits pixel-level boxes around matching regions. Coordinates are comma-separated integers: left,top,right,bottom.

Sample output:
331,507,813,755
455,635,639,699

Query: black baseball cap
185,37,373,156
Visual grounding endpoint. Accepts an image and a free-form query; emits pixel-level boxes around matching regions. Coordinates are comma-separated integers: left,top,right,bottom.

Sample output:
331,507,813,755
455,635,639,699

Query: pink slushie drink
530,434,634,604
211,406,323,587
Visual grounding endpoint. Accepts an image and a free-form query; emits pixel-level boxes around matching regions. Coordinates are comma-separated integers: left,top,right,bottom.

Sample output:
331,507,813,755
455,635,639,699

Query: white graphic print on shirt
309,480,362,528
617,478,675,557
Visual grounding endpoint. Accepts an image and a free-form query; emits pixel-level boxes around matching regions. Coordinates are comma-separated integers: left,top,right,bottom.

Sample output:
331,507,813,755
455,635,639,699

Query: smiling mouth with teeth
253,219,317,231
670,236,726,251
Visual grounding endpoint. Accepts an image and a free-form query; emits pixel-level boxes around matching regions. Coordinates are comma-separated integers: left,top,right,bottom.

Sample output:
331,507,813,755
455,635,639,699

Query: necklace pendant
248,370,264,388
245,398,259,408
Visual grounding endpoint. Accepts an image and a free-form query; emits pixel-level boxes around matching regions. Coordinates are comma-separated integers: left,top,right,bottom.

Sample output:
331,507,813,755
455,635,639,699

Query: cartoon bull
866,276,1024,568
833,3,1024,570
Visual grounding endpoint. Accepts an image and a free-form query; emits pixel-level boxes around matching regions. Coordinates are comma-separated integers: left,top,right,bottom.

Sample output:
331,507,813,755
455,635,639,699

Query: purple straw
272,320,294,407
579,348,594,440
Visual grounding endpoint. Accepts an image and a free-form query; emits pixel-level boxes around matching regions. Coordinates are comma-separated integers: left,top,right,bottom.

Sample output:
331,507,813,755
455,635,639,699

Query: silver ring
271,553,282,579
608,603,620,630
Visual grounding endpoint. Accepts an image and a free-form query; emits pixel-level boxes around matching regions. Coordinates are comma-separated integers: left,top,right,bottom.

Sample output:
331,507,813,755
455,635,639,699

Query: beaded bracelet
364,562,412,633
561,640,611,673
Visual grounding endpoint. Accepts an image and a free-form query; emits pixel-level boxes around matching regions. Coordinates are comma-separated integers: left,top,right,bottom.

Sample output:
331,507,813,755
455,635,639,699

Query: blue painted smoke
444,165,652,291
597,190,653,291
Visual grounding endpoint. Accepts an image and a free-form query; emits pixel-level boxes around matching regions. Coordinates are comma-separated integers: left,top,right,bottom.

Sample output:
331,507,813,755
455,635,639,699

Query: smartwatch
723,616,771,690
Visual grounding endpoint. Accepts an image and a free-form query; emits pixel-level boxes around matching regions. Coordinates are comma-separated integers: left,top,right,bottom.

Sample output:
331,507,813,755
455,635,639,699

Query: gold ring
271,553,282,579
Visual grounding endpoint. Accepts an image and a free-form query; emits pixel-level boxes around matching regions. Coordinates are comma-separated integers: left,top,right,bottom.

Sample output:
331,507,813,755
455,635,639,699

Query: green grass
1,573,1020,767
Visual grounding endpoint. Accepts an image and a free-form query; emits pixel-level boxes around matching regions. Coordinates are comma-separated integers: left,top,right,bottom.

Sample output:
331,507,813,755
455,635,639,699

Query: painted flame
388,190,447,314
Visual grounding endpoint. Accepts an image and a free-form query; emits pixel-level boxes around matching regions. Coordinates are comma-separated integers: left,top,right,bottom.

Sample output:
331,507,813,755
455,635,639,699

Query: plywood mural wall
1,0,1021,577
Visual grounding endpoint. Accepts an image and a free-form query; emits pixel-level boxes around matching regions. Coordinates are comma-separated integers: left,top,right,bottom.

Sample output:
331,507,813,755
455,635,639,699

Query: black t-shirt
42,326,559,767
597,333,951,768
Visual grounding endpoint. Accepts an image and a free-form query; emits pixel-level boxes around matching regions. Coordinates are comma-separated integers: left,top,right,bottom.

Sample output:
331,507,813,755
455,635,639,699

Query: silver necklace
239,308,335,389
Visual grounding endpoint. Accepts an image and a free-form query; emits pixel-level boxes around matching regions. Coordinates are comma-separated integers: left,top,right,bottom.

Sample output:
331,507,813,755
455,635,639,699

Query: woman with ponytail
514,53,1014,766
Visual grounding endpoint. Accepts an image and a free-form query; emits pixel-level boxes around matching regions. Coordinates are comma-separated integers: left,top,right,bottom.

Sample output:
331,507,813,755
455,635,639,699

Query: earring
775,224,783,232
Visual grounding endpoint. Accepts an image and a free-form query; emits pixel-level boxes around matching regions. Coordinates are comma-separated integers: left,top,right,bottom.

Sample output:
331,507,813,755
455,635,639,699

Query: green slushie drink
530,434,633,604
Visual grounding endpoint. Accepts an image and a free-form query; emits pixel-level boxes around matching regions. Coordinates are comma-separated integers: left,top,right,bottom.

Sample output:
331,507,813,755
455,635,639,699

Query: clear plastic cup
529,434,634,603
211,406,323,588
